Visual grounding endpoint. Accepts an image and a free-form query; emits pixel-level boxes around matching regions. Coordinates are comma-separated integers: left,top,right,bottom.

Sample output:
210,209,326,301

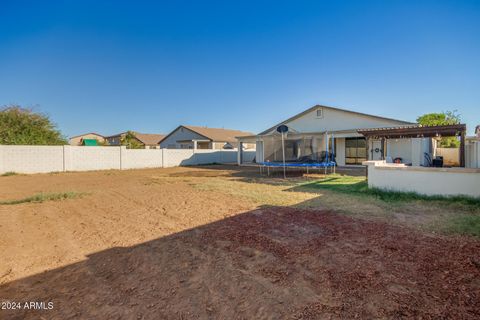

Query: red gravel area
204,208,480,319
2,208,480,319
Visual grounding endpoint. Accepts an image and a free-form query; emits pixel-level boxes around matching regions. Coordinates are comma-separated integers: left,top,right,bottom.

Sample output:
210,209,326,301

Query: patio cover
357,124,467,167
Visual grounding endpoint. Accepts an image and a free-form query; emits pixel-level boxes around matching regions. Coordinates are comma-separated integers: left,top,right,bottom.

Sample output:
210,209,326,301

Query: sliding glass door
345,138,367,165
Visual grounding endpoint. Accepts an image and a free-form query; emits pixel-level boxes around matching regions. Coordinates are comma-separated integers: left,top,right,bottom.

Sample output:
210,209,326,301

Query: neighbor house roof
160,125,254,144
105,132,165,145
69,132,104,139
259,104,413,135
104,132,127,139
134,133,165,145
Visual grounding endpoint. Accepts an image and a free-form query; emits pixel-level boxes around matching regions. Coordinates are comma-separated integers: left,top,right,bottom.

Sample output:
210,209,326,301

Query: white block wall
0,145,64,173
122,149,163,169
162,149,195,167
0,146,241,174
466,141,480,168
436,148,460,165
65,146,121,171
193,150,238,164
365,161,480,197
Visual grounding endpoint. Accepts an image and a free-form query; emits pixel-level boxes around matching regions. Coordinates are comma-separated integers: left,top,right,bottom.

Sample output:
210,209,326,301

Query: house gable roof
133,133,165,145
160,125,254,144
258,104,414,135
104,132,128,139
69,132,104,139
184,126,254,143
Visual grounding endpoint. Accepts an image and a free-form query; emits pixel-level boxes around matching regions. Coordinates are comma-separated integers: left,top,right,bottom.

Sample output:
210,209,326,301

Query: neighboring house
69,133,105,146
159,125,255,150
237,104,422,166
105,132,165,149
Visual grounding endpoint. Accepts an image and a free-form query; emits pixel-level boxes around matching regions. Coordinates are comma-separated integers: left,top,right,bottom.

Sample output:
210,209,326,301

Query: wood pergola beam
358,124,466,139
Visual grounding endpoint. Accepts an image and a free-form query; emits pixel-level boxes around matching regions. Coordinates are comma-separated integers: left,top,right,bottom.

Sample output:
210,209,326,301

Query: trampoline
258,161,336,176
258,125,337,178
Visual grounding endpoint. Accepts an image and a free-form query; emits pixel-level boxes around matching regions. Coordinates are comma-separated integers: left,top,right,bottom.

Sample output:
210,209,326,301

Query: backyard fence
0,145,251,174
436,148,460,166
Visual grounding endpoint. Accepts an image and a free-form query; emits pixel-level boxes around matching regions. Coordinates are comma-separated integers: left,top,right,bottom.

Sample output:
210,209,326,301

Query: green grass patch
300,174,480,207
443,215,480,237
0,192,84,205
1,172,17,177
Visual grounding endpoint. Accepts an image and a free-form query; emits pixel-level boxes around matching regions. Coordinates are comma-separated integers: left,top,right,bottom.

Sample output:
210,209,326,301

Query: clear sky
1,0,479,137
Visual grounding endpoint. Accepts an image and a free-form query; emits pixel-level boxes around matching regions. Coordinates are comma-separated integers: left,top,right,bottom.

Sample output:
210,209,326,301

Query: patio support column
381,138,386,160
238,142,243,165
460,131,466,167
193,140,198,150
365,137,369,179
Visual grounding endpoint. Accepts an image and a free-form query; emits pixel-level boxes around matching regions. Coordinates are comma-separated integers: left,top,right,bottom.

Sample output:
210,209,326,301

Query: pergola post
381,137,386,160
365,137,369,179
460,131,466,167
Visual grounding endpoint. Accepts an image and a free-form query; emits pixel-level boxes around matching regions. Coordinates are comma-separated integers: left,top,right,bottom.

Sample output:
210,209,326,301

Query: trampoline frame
258,161,336,177
258,129,337,178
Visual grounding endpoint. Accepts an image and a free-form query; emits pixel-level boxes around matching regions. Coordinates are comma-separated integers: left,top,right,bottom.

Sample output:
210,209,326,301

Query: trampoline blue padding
258,161,336,167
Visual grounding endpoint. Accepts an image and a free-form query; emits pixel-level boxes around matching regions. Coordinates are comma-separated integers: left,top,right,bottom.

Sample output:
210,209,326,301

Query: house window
345,138,367,165
316,108,324,118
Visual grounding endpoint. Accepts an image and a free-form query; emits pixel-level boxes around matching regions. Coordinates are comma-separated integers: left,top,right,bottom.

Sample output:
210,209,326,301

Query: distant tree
120,131,143,149
416,110,461,148
0,105,67,145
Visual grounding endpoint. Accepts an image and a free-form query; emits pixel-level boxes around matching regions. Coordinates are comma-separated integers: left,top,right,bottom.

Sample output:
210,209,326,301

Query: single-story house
237,104,440,166
105,132,165,149
69,132,105,146
159,125,255,150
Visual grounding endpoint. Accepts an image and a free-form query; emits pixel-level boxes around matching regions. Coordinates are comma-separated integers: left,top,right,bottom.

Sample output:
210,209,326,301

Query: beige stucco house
159,125,255,150
69,133,105,146
105,132,165,149
237,104,422,166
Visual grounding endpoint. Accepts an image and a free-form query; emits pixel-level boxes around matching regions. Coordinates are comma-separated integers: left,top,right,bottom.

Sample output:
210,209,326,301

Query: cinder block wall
0,146,241,174
365,161,480,197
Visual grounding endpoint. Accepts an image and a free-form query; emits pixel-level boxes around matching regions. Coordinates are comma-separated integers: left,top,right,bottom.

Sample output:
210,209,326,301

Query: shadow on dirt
169,164,366,188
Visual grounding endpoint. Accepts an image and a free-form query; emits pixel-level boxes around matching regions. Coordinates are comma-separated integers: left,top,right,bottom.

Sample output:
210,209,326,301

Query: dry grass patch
0,192,84,205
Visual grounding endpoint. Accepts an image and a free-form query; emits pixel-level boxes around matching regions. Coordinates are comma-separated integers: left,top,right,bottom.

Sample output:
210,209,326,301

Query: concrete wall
0,146,244,174
384,138,431,166
364,161,480,197
466,141,480,168
65,146,121,171
387,139,413,164
0,145,65,173
436,148,460,166
122,149,164,169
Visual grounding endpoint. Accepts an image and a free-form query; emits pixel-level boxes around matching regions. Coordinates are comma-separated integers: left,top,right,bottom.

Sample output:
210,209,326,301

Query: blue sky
1,0,479,136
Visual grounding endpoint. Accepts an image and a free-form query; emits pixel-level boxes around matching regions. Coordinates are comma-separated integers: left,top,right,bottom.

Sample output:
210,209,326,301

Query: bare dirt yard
1,165,479,319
